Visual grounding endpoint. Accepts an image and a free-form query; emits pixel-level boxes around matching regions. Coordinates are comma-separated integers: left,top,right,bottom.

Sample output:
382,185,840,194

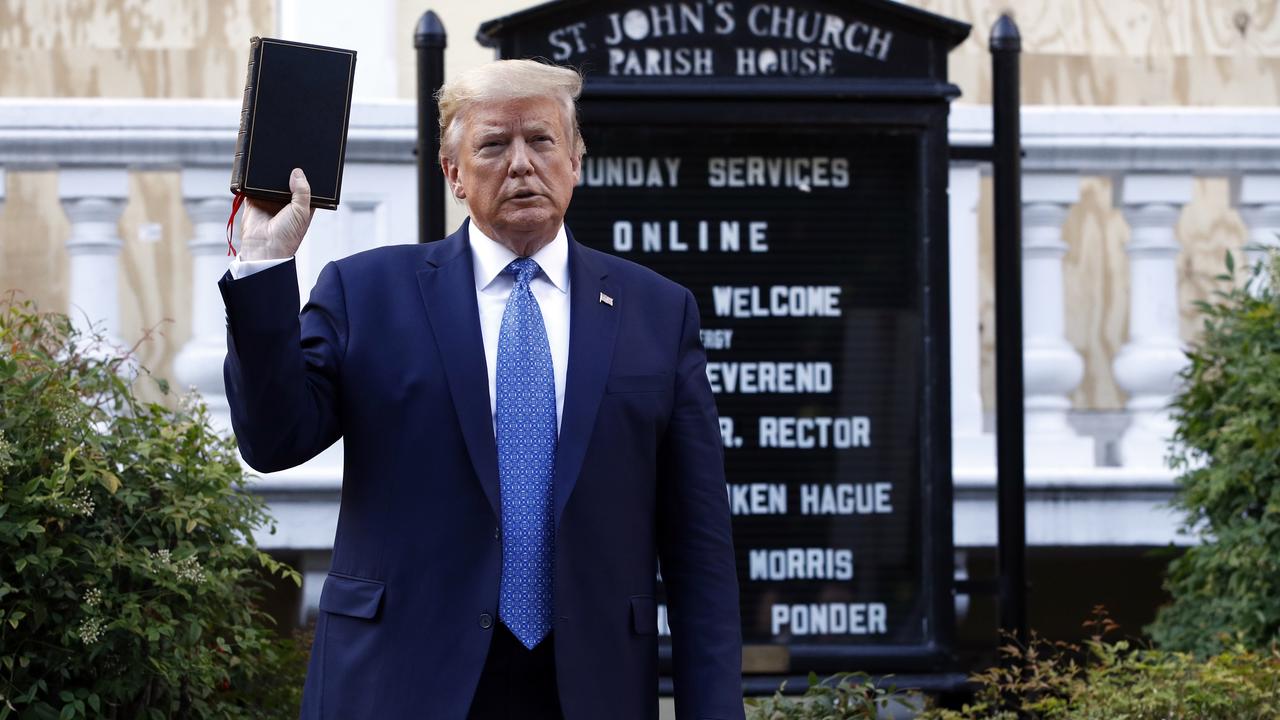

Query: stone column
57,168,129,352
949,164,995,470
173,168,236,434
1234,175,1280,290
1022,173,1092,466
1113,174,1193,469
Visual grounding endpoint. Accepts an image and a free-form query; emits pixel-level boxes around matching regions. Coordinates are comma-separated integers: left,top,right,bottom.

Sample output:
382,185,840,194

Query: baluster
949,163,994,469
173,168,236,434
1022,173,1092,466
57,168,129,353
1233,175,1280,289
1113,174,1193,469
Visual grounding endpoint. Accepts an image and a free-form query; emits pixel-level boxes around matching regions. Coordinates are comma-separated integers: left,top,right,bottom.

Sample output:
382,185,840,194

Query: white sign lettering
707,156,849,190
771,602,888,636
613,220,768,253
579,156,681,188
711,285,841,318
727,483,787,515
706,361,833,394
799,483,893,514
749,547,854,580
758,415,871,448
545,2,897,77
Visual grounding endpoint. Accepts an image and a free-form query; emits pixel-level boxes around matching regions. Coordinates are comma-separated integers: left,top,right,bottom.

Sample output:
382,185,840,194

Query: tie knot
505,257,541,286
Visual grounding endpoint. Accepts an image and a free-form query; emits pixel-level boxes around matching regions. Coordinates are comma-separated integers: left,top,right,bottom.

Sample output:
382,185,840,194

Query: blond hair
436,59,585,163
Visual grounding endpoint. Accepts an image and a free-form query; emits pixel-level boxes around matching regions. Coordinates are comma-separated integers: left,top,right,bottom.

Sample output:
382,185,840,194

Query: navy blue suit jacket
219,223,744,719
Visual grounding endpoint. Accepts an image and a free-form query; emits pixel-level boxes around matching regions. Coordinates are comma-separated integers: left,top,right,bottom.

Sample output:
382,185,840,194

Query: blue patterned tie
495,257,556,649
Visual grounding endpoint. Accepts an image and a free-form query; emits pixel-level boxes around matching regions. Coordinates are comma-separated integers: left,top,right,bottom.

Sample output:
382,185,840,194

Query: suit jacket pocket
319,572,385,620
630,595,657,635
607,373,671,394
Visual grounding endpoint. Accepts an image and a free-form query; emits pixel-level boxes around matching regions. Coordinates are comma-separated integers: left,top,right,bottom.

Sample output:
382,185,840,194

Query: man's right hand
239,167,315,261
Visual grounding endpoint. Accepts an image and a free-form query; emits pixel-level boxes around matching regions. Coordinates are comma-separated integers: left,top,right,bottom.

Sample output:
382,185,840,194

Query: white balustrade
1234,175,1280,287
1021,173,1092,467
173,167,237,435
1112,174,1193,470
56,167,129,353
949,163,994,470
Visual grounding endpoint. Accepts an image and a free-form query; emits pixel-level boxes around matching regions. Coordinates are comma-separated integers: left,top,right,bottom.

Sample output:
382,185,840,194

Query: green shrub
918,614,1280,719
744,672,917,719
1147,251,1280,655
0,300,304,719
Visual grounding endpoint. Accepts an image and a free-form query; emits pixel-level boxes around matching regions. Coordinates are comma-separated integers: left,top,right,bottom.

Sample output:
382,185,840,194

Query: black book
230,37,357,210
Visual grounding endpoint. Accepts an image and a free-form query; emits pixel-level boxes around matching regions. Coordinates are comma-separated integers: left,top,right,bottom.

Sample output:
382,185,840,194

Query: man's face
442,96,581,253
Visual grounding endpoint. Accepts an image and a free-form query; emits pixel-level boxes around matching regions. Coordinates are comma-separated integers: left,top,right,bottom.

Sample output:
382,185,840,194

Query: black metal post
415,10,446,244
990,14,1028,647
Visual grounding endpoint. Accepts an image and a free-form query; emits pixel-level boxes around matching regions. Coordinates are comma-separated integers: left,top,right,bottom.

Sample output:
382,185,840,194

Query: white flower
174,556,206,585
54,405,78,427
178,386,202,414
151,549,206,585
77,616,104,645
82,587,103,608
69,489,94,517
0,430,13,473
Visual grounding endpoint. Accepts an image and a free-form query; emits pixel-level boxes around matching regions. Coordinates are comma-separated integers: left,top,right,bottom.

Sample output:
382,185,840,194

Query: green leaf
98,471,120,495
0,300,305,717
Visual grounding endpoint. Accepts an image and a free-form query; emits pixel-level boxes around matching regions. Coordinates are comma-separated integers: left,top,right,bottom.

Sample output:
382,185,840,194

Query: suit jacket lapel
416,222,501,521
555,231,619,526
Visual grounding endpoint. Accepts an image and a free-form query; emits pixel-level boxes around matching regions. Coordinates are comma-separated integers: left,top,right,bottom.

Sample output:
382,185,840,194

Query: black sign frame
579,95,955,673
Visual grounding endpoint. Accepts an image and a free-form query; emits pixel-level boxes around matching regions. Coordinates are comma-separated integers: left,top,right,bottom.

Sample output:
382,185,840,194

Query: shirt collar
469,221,569,294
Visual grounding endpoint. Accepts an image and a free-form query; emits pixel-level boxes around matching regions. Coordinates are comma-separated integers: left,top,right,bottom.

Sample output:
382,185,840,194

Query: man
219,59,744,719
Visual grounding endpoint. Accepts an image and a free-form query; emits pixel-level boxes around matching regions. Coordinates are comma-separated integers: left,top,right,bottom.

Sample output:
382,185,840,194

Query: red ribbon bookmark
226,192,245,256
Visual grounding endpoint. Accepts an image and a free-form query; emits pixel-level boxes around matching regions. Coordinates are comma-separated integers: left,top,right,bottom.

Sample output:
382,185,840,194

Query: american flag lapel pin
599,291,614,307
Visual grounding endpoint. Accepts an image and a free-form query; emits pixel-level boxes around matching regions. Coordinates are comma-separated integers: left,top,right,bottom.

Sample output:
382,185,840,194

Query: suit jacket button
479,613,493,629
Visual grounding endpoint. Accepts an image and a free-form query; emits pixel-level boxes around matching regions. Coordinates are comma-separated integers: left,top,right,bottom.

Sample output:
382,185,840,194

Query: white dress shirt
227,222,571,436
467,223,570,435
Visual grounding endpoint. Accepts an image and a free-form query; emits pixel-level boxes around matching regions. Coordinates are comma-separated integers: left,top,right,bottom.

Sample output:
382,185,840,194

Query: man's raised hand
239,167,315,261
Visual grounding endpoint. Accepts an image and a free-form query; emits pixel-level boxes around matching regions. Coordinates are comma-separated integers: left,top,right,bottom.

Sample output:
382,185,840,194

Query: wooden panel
0,0,273,97
118,172,194,406
1062,177,1128,410
0,0,273,52
1177,178,1249,344
0,172,69,315
917,0,1280,56
918,0,1280,105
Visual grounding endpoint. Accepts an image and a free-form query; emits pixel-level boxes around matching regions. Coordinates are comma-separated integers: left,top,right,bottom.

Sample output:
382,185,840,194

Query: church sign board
479,0,969,676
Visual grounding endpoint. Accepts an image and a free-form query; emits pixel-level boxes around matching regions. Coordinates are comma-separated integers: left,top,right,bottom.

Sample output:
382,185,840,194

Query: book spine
229,37,262,194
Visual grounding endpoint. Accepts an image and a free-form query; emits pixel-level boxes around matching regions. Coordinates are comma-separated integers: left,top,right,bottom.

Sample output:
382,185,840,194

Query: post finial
990,14,1021,52
415,10,447,49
